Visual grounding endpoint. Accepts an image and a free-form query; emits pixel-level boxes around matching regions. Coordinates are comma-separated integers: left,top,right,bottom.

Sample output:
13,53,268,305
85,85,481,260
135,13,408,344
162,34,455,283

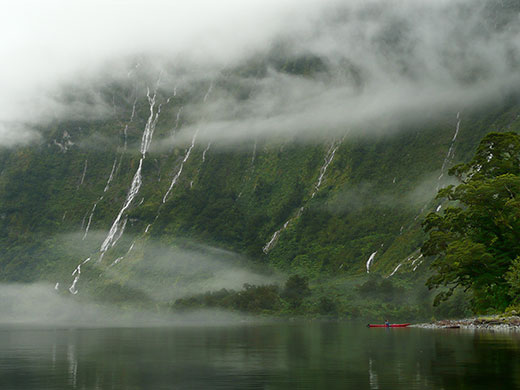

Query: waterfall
104,158,118,193
203,81,213,102
69,257,91,295
438,112,461,185
109,239,136,268
173,107,183,134
311,142,340,198
69,82,162,294
366,251,378,273
262,217,297,254
139,82,212,244
412,255,424,271
82,158,118,241
82,201,99,240
386,252,423,277
123,96,138,150
77,160,88,189
202,142,211,162
263,140,340,254
99,162,141,260
100,88,161,258
162,130,198,203
388,263,402,277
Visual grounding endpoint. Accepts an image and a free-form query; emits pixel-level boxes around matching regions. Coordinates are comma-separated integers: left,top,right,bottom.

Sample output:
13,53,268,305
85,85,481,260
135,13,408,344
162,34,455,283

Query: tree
283,275,311,308
422,132,520,312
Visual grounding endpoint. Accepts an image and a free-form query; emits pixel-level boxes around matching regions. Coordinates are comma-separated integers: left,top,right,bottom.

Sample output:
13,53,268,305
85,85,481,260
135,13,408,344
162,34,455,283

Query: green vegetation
0,60,518,321
423,132,520,312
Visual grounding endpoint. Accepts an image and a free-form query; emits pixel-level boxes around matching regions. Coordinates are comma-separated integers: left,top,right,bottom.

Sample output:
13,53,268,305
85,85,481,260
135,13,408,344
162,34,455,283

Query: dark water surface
1,322,520,389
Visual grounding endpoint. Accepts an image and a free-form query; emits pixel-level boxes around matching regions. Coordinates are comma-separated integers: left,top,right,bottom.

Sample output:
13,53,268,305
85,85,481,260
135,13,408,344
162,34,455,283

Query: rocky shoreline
412,315,520,331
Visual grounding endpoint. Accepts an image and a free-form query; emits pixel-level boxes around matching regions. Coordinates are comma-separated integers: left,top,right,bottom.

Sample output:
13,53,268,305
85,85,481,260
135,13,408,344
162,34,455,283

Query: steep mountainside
0,0,519,317
1,68,519,293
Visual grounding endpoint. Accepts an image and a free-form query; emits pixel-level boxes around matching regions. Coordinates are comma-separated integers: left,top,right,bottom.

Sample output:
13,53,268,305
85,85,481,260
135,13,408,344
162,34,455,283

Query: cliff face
0,0,519,310
1,67,518,294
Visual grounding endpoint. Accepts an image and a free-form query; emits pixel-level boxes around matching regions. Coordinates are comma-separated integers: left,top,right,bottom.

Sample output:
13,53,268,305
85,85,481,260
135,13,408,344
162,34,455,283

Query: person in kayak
385,320,390,327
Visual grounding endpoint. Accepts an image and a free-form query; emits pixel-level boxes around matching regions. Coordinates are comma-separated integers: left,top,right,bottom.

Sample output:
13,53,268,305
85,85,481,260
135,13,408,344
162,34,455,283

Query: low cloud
0,283,251,327
1,0,519,147
55,232,280,303
101,239,281,302
325,173,460,214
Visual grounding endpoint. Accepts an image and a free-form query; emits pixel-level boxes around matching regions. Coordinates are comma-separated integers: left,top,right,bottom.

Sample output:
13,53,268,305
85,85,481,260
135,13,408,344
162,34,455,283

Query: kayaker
385,319,390,327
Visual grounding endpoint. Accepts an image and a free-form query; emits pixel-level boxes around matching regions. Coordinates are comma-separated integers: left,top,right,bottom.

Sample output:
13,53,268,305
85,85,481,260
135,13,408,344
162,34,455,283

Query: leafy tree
422,132,520,311
234,284,280,312
318,296,337,315
282,275,311,308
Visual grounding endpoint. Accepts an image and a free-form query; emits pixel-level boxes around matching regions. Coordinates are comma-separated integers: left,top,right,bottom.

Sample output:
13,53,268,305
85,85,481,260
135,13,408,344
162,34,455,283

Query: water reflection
1,323,520,389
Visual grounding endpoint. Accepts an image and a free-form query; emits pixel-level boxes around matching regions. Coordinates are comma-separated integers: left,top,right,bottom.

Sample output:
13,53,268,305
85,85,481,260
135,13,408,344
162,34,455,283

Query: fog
1,0,519,147
0,283,255,327
56,231,280,301
325,173,460,214
99,236,282,302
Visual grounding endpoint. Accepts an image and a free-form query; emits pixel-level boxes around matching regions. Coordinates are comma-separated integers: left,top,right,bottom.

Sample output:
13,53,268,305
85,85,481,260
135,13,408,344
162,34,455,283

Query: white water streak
99,91,159,260
104,158,117,192
203,82,213,102
438,112,461,184
123,96,138,150
69,257,91,294
412,254,423,267
263,141,340,254
99,86,162,259
366,251,378,273
162,130,198,203
173,107,183,132
99,161,143,258
262,217,293,254
140,89,159,155
80,210,88,230
202,142,211,162
78,160,87,188
69,84,160,294
388,263,403,277
82,200,99,240
109,239,136,268
311,142,339,198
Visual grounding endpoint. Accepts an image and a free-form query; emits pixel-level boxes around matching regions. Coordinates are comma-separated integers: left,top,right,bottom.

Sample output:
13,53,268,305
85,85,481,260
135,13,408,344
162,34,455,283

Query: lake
1,321,520,389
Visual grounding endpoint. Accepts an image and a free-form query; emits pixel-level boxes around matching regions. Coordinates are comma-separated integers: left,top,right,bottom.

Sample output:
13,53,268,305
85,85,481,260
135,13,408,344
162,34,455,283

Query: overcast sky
1,0,519,147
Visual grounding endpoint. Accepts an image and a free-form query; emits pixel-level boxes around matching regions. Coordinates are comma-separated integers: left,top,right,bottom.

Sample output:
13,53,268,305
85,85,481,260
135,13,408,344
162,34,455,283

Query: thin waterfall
366,251,377,273
69,81,162,294
263,140,340,254
162,130,198,203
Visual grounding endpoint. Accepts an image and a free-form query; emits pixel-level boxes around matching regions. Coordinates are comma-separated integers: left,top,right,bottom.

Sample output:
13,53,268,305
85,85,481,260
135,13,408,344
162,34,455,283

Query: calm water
1,322,520,389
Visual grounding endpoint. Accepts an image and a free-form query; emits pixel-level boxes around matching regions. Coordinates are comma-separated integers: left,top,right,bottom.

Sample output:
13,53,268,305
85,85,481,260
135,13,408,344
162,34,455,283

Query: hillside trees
422,132,520,312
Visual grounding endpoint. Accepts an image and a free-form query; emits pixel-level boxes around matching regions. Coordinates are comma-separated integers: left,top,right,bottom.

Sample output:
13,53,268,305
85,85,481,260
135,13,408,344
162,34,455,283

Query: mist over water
40,231,280,311
0,283,255,327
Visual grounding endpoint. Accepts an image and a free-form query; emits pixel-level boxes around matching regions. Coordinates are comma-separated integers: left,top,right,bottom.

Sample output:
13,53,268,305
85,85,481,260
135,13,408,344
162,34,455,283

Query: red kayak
368,323,411,328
